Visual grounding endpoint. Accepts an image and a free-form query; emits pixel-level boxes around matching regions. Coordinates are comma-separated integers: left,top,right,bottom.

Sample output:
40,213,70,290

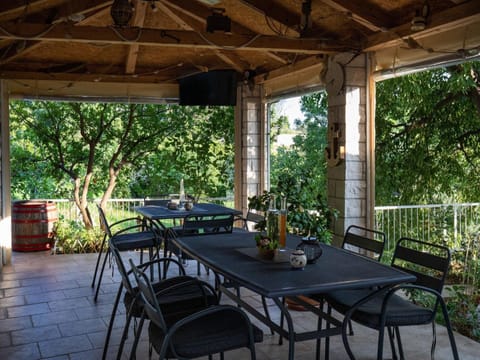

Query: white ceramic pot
290,249,307,270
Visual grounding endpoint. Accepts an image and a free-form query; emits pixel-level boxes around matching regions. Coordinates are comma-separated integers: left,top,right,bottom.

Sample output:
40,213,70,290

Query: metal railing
50,197,235,224
51,199,480,251
374,203,480,254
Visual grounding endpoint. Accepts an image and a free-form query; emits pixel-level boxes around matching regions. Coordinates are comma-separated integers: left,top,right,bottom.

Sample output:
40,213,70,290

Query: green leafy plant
53,217,103,254
248,190,337,244
255,233,278,250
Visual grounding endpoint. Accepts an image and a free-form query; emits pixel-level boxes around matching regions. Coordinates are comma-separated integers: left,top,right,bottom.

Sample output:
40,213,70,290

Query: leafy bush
53,217,103,254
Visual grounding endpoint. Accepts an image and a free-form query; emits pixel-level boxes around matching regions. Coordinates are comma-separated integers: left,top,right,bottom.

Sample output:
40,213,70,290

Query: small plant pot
257,247,275,260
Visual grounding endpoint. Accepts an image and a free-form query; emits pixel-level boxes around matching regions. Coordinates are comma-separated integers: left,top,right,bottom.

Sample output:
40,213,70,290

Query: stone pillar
326,54,372,246
234,83,266,217
0,80,12,267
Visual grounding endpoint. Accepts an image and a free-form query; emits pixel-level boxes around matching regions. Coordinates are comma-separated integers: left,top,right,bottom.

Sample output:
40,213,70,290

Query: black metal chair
328,237,459,360
91,204,161,302
235,208,265,232
129,258,263,360
311,225,386,359
103,238,218,360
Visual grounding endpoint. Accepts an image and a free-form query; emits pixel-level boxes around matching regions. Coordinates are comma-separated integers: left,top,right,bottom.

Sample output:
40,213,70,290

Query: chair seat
124,276,218,318
112,231,157,251
148,308,263,358
325,289,434,328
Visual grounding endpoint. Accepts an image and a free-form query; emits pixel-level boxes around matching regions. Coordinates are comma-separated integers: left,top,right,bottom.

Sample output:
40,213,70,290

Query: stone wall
326,53,370,246
234,83,266,216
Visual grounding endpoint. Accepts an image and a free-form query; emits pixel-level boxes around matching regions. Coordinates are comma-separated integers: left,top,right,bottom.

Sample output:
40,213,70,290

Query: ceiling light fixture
411,2,429,32
111,0,134,27
142,0,158,13
206,8,231,34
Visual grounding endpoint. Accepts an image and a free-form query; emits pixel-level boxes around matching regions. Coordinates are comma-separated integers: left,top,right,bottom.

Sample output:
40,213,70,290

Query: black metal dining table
171,232,416,360
134,202,242,224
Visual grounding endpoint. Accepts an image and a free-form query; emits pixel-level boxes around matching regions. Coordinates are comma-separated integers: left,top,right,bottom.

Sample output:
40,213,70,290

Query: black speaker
179,70,238,106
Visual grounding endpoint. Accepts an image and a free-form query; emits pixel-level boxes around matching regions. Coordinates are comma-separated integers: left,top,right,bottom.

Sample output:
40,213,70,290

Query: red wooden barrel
12,201,58,252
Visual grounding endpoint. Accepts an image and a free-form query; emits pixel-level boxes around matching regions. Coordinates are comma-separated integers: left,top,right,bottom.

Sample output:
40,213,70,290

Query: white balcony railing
49,198,480,253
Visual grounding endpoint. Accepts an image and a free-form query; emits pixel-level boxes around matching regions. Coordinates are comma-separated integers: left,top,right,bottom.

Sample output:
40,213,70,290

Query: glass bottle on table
278,197,287,248
266,195,279,244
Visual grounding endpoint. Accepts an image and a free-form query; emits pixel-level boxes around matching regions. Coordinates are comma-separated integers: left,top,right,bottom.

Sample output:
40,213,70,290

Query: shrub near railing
51,197,235,254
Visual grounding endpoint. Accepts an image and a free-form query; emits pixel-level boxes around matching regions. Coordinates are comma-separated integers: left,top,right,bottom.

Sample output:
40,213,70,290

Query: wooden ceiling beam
158,1,248,73
0,40,42,65
125,0,147,74
0,0,65,22
365,1,480,52
50,1,113,24
254,54,325,83
319,0,389,32
0,69,176,84
0,22,352,54
238,0,301,37
0,1,113,23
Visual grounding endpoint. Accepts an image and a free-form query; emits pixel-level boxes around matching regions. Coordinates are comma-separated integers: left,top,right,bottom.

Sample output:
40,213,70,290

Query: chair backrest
342,225,386,261
391,237,450,293
128,258,217,332
245,210,265,226
182,214,234,235
97,204,113,238
144,196,170,207
129,259,168,332
109,239,136,295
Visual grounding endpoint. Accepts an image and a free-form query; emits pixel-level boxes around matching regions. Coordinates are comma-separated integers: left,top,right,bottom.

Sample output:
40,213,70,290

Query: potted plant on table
255,233,278,260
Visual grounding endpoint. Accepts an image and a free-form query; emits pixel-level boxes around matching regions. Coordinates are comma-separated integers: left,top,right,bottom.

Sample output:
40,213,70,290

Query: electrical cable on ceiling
0,23,56,40
108,26,143,42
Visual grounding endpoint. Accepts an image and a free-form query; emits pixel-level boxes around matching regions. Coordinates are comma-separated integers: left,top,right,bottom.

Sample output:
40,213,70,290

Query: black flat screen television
179,70,238,106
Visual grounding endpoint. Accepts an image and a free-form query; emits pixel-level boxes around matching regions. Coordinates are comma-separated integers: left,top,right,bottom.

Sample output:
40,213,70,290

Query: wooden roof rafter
319,0,390,33
365,0,480,52
238,0,301,38
0,22,353,54
157,0,248,73
125,0,147,74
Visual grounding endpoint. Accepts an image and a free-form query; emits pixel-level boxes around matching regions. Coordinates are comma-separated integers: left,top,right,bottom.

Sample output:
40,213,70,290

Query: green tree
10,101,184,227
129,106,235,199
271,91,329,202
375,62,480,205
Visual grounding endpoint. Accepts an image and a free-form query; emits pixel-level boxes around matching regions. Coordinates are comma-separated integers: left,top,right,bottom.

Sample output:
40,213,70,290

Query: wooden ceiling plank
0,40,42,65
158,1,248,72
0,22,349,53
0,69,176,84
365,1,480,52
160,0,209,25
156,1,196,30
254,54,325,83
213,50,247,72
125,0,147,74
319,0,389,32
238,0,300,37
0,0,65,22
160,0,252,36
264,51,290,65
51,1,113,24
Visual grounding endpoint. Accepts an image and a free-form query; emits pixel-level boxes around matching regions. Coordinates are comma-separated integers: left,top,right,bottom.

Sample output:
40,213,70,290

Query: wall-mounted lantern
325,123,343,166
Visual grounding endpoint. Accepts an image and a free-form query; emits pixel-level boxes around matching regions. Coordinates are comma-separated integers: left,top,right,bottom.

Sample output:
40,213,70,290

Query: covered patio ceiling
0,0,479,101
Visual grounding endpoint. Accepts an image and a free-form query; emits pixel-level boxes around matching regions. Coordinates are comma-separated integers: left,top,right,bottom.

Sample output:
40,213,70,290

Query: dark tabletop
173,232,416,298
134,203,242,220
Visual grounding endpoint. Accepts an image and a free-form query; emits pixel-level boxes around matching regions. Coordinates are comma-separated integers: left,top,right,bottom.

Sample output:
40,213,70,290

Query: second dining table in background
134,202,242,229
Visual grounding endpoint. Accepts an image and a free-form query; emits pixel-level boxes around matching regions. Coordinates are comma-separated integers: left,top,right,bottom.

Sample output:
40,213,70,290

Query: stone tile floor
1,250,479,359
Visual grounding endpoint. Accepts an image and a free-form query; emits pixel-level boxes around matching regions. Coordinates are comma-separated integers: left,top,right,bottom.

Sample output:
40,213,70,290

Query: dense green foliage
129,106,234,199
10,101,234,226
270,91,329,207
375,62,480,205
